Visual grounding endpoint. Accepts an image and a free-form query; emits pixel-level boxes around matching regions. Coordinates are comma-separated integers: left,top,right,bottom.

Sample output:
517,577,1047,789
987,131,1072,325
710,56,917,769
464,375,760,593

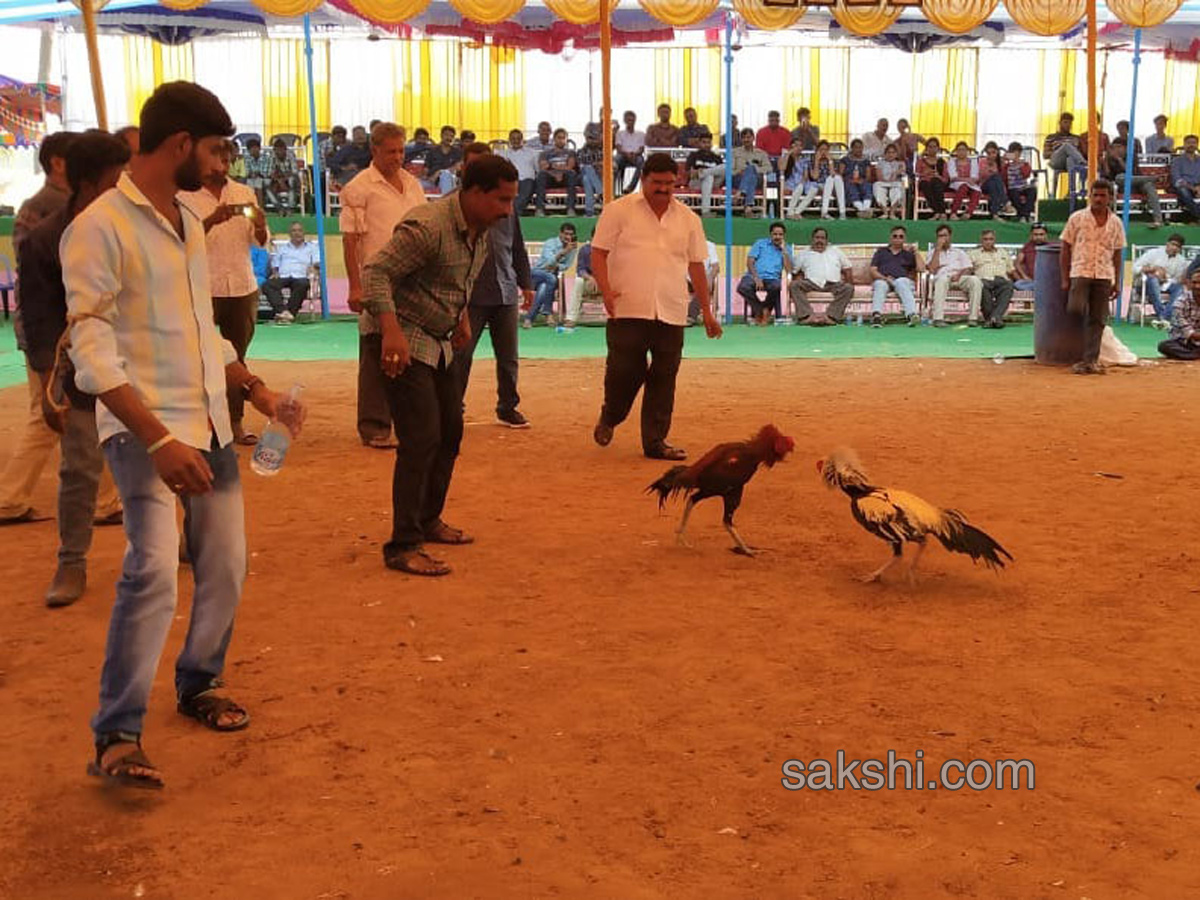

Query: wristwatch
240,375,264,399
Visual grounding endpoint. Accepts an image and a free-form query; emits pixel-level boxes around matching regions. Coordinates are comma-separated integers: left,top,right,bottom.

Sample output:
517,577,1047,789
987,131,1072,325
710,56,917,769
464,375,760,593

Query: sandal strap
95,729,141,758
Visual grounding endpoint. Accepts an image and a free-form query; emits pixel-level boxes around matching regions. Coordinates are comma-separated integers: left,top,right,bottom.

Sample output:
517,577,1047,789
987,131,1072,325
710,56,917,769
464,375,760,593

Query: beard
174,147,204,192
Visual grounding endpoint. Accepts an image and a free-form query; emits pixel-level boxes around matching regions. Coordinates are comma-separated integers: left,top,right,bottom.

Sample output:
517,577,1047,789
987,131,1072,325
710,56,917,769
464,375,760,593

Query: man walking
591,152,723,461
364,156,519,577
64,82,304,788
452,142,534,428
20,131,130,607
1060,179,1126,375
342,122,427,448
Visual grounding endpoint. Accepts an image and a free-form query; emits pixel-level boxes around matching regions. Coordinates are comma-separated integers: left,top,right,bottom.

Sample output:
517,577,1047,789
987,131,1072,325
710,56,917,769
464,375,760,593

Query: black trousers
211,292,258,425
384,358,463,553
600,318,684,453
1067,278,1111,364
263,276,310,316
358,332,394,442
452,303,521,415
921,179,947,216
1158,337,1200,360
980,277,1015,323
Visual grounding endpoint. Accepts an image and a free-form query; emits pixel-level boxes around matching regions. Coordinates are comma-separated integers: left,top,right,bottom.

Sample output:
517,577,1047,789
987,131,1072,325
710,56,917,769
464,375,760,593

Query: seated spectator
329,125,373,187
969,229,1017,328
566,237,600,328
251,243,269,292
979,141,1008,219
263,222,319,323
1134,233,1190,325
861,118,891,161
527,121,554,153
926,223,982,327
789,226,854,325
790,107,820,151
687,240,721,325
228,141,247,182
404,127,434,164
1158,270,1200,359
841,139,872,218
1169,134,1200,221
1013,222,1048,292
1146,114,1174,155
616,110,645,193
525,222,578,326
576,128,606,217
645,103,679,148
869,225,924,327
783,138,818,218
947,141,983,219
535,128,580,216
1103,137,1164,229
720,114,740,149
915,138,949,219
756,110,791,159
737,221,793,325
459,129,476,147
1043,112,1087,197
265,138,300,214
895,118,926,171
873,143,906,219
321,125,347,171
243,137,269,206
425,125,463,194
501,128,539,215
732,128,771,216
677,107,708,149
810,140,845,219
686,131,723,216
1114,120,1143,156
1002,142,1038,222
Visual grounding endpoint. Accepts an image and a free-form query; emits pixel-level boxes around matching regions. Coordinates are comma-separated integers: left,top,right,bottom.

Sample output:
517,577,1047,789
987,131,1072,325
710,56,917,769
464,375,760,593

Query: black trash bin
1033,242,1084,365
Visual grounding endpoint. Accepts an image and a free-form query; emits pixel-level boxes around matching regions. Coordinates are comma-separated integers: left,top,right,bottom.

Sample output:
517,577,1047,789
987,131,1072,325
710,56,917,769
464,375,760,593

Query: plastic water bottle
992,353,1005,365
250,384,303,477
855,313,863,327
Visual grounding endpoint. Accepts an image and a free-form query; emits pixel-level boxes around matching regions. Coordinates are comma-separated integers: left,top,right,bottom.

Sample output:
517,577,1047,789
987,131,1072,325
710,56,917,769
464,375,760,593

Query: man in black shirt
686,131,723,216
1102,137,1164,228
20,130,130,607
329,125,371,187
424,125,463,194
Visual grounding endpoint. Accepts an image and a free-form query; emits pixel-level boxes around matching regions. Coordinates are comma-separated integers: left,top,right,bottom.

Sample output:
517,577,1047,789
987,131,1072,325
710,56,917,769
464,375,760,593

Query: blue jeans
93,432,246,739
1144,275,1184,319
528,268,558,321
871,277,917,315
582,164,602,216
738,166,760,205
1014,279,1036,293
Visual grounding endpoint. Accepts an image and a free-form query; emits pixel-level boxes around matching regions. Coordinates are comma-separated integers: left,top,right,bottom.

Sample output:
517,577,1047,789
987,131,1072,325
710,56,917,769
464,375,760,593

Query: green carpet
1,317,1172,390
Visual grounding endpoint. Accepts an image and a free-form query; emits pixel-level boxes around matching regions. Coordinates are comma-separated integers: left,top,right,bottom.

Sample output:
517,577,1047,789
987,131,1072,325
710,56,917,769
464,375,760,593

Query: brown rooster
647,424,795,555
817,449,1012,583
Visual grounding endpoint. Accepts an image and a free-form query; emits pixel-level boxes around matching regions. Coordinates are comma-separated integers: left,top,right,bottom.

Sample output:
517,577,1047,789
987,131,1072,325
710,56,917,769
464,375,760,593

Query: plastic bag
1099,325,1139,366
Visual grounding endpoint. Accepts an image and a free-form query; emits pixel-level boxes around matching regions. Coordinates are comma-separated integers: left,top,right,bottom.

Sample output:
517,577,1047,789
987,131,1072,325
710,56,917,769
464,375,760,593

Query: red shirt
756,125,791,157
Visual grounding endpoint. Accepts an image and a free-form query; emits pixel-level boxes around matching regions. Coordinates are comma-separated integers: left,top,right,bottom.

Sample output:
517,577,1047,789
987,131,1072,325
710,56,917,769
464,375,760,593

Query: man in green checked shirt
363,155,519,576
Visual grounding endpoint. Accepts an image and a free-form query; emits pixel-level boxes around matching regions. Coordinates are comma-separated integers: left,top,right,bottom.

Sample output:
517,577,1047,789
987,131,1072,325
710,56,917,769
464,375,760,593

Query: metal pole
723,11,733,324
79,0,107,129
600,0,613,205
1120,27,1141,322
303,14,330,319
1085,0,1098,186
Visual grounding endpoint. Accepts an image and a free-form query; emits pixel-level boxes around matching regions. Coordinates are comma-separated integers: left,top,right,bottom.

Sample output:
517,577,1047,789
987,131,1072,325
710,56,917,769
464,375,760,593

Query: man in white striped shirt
64,83,304,790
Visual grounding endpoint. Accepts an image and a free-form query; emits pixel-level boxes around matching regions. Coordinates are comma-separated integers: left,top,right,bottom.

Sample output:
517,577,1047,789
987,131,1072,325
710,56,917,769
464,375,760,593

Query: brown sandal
177,689,251,731
425,522,475,545
385,548,451,576
87,733,164,790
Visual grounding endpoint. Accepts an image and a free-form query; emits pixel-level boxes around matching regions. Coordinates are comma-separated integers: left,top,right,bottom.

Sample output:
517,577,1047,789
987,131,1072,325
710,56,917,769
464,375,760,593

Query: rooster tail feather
935,517,1013,570
646,465,690,509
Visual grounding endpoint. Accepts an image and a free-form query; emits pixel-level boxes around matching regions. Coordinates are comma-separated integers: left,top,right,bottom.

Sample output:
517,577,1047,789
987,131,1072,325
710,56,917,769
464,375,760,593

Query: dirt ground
1,356,1198,900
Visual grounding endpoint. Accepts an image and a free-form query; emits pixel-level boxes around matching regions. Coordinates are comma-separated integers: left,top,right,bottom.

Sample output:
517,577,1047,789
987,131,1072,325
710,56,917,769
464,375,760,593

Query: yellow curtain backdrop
347,0,430,22
1003,0,1085,35
780,48,850,142
262,38,329,138
1105,0,1183,27
1032,48,1067,145
652,47,722,132
449,0,524,24
831,0,901,36
123,37,194,124
637,0,719,27
910,48,977,148
397,41,524,143
732,0,806,29
1163,56,1200,139
922,0,998,33
543,0,621,23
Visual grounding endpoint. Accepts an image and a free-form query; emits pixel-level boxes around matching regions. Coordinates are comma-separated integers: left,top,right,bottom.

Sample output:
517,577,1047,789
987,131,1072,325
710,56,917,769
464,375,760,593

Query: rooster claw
860,572,882,584
731,545,758,557
675,535,693,549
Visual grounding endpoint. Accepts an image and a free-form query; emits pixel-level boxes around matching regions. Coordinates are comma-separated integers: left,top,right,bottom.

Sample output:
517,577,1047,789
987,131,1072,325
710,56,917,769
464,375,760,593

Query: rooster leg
862,543,903,583
725,523,756,557
723,490,755,556
675,498,697,548
907,540,927,585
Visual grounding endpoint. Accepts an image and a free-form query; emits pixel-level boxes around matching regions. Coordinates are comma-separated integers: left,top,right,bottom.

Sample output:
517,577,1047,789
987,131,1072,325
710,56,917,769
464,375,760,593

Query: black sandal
177,689,251,732
87,732,164,790
385,548,452,576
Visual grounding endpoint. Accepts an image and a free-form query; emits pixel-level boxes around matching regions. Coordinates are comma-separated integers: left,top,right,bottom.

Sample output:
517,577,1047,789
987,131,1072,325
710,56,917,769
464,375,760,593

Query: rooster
817,449,1012,583
647,424,795,555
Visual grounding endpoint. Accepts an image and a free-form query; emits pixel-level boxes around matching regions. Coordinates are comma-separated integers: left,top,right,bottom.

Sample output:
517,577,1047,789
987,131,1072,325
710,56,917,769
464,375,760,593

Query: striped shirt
362,194,489,368
63,172,237,449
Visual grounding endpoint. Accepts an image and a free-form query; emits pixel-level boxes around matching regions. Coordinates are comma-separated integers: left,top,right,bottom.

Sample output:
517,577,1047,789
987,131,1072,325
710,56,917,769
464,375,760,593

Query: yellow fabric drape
652,46,721,132
250,0,322,15
732,0,806,29
910,48,978,149
637,0,719,27
1105,0,1183,27
347,0,430,23
781,48,850,142
157,0,208,10
1057,46,1079,122
1004,0,1085,34
398,42,524,143
449,0,524,24
262,37,329,138
1163,56,1200,139
1033,48,1068,146
922,0,998,33
544,0,621,24
831,0,901,36
123,37,193,124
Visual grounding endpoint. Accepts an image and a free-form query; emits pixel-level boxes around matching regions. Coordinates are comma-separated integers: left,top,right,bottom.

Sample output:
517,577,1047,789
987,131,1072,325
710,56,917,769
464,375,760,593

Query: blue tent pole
723,11,734,324
303,13,330,319
1119,27,1141,323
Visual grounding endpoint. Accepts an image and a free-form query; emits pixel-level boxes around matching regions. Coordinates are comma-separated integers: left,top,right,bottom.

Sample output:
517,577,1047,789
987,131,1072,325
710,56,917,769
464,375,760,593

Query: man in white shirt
789,227,855,325
1133,233,1190,325
861,118,892,161
180,139,268,444
927,224,983,327
499,128,540,215
264,221,320,321
591,153,722,460
341,121,427,448
615,110,646,194
63,82,303,790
